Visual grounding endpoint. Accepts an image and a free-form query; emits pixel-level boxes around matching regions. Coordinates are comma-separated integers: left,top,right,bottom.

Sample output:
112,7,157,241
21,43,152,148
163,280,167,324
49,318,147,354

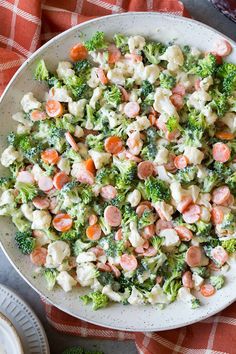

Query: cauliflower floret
91,278,103,292
12,112,32,126
154,147,169,165
0,190,15,206
199,76,213,91
148,284,170,305
21,203,33,221
156,165,173,184
102,284,123,302
132,62,145,85
159,45,184,71
46,240,70,268
153,88,178,116
88,150,111,169
129,89,139,102
192,273,204,290
153,201,174,221
56,271,77,292
177,287,195,305
222,112,236,133
89,87,103,109
126,189,141,207
76,262,97,287
128,35,146,54
31,164,44,182
143,64,160,84
184,147,204,165
197,192,212,210
187,185,200,203
170,181,187,203
90,51,108,68
68,99,87,117
200,206,211,222
74,125,84,138
16,124,31,134
49,86,72,102
201,105,218,125
21,92,41,113
128,221,145,248
76,251,97,263
126,116,151,135
56,61,75,80
31,210,52,230
1,145,20,167
159,228,180,250
57,157,70,175
107,68,125,86
128,286,145,305
187,90,211,111
107,111,123,129
196,165,208,180
87,67,100,88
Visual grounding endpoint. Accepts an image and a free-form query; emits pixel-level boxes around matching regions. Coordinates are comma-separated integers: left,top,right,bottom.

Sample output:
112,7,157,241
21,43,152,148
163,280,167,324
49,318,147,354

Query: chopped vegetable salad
1,32,236,310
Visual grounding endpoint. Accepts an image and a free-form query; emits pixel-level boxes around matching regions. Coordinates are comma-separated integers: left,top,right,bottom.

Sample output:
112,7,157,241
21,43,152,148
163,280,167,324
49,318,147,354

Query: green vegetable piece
44,268,58,290
144,176,171,202
85,32,108,51
104,85,121,107
15,182,38,203
209,275,225,290
191,298,201,309
15,231,35,255
159,72,176,90
34,59,49,81
143,42,166,64
80,291,109,310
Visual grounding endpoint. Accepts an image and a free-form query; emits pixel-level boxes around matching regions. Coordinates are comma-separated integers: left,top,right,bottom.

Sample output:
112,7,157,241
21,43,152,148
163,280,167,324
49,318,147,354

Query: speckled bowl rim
0,312,24,354
1,12,236,332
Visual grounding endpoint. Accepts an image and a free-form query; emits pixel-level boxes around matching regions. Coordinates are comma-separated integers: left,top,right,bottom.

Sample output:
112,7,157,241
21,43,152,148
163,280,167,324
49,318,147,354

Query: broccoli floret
168,252,187,273
191,266,210,279
86,133,105,152
141,252,167,274
0,177,14,190
96,166,118,185
151,236,163,250
15,182,38,203
202,170,219,192
60,229,79,241
44,268,58,290
15,230,35,255
141,80,154,97
192,53,217,78
191,298,201,309
143,42,166,64
217,62,236,96
188,110,206,131
182,47,199,72
7,132,20,147
175,166,197,184
196,221,212,236
64,75,87,100
141,143,157,161
110,117,130,140
55,115,76,133
99,235,125,257
85,31,107,51
226,171,236,194
24,145,43,164
163,271,182,302
144,176,171,203
210,275,225,290
73,239,93,256
113,34,129,54
166,116,180,132
64,148,82,162
221,213,236,232
80,291,109,310
210,89,229,117
182,128,204,148
113,157,137,190
159,72,176,90
221,238,236,254
34,59,49,81
122,204,138,226
104,85,121,107
47,125,66,153
138,210,156,229
73,59,91,76
213,161,232,178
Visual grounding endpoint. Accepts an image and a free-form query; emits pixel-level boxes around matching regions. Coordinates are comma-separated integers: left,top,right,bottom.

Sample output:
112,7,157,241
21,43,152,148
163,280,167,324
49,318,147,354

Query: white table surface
0,1,235,353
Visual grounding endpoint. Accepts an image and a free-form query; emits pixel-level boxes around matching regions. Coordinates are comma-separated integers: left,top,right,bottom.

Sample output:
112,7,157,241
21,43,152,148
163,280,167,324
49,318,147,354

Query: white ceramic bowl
1,12,236,332
0,312,23,354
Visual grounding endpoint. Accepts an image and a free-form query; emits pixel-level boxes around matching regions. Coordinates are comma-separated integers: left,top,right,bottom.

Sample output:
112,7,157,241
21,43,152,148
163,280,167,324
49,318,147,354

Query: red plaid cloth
1,1,236,353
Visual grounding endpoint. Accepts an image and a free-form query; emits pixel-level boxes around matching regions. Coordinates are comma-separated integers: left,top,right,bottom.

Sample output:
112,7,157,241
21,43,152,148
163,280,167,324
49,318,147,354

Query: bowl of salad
1,12,236,331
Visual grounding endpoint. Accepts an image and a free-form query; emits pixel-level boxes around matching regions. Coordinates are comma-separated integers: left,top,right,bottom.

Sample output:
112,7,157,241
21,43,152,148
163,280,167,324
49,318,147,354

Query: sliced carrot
52,213,73,232
215,131,234,140
41,149,59,165
70,43,88,61
104,136,123,154
174,155,189,169
53,171,70,190
97,68,108,85
125,53,142,62
212,142,231,163
108,44,121,64
200,284,215,297
211,206,224,224
30,110,47,121
148,114,157,126
46,100,63,117
65,131,79,152
86,224,102,240
84,158,96,175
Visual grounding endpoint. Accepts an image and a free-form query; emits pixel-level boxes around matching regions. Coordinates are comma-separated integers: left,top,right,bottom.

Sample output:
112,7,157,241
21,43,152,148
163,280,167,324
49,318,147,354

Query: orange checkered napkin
1,1,236,353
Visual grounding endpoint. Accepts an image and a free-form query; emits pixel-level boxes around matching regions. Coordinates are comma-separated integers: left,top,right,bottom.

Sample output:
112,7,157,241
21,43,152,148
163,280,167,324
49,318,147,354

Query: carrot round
84,158,96,175
215,131,234,140
70,43,88,61
41,149,59,165
200,284,215,297
174,155,188,169
104,136,123,154
46,100,63,117
53,213,73,232
86,224,102,240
